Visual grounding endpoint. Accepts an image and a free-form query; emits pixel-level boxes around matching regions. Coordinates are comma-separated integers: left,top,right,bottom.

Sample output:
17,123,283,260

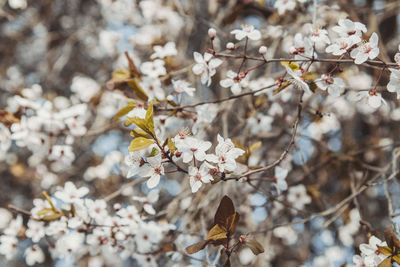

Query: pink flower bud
258,45,267,55
226,42,235,50
289,46,297,54
208,28,217,39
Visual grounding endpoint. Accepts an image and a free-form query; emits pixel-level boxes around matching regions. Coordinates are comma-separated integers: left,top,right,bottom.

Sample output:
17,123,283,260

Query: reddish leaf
226,211,240,235
214,196,235,228
205,224,227,241
185,240,209,254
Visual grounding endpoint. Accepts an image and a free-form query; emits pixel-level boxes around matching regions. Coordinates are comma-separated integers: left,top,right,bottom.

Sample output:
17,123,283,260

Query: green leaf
166,138,176,155
377,245,393,257
149,147,160,157
40,213,63,222
273,81,291,95
378,257,392,267
246,239,265,255
205,224,228,241
185,240,209,254
114,101,136,120
130,129,153,139
127,78,149,102
126,117,152,136
144,102,155,135
393,254,400,264
129,137,154,152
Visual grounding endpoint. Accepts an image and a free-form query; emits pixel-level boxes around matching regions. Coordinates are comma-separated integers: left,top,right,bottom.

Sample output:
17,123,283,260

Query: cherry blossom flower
125,151,145,178
206,134,244,172
332,18,367,43
178,137,212,163
140,154,164,188
387,68,400,99
325,37,356,56
220,70,249,95
70,76,100,102
230,24,261,41
357,236,388,266
48,145,75,164
309,26,330,46
150,42,177,59
274,166,289,194
307,114,340,140
287,184,311,210
140,60,167,77
285,66,312,94
188,163,213,193
25,245,45,266
350,32,380,64
247,113,274,135
192,52,223,86
172,80,196,96
274,0,296,15
0,235,18,260
291,33,314,59
315,74,345,97
25,220,45,243
132,190,159,215
348,89,385,109
140,76,165,100
85,199,108,224
54,181,89,205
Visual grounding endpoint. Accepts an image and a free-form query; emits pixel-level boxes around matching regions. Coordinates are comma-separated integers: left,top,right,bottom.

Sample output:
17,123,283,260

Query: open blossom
315,74,345,97
192,52,223,86
150,42,177,59
206,134,244,172
220,70,248,95
387,68,400,99
25,245,45,266
287,184,311,210
0,235,18,260
325,37,355,56
274,166,289,194
140,59,167,77
332,18,367,43
141,154,164,188
230,24,261,41
133,190,159,215
188,163,213,193
178,137,212,163
309,26,330,45
25,220,45,243
291,33,314,59
350,32,379,64
172,80,196,96
125,151,145,178
353,236,388,266
285,66,312,94
54,181,89,205
140,76,165,100
274,0,296,15
348,89,385,109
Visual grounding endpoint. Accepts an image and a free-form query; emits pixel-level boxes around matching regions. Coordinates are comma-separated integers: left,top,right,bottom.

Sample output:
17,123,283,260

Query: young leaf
246,239,265,255
377,245,393,257
205,224,228,241
130,129,153,139
127,78,149,102
384,228,400,250
273,81,291,95
214,196,235,228
124,51,141,78
378,257,392,267
166,138,176,155
114,101,136,120
225,211,240,235
185,240,209,254
129,137,154,152
145,102,155,135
